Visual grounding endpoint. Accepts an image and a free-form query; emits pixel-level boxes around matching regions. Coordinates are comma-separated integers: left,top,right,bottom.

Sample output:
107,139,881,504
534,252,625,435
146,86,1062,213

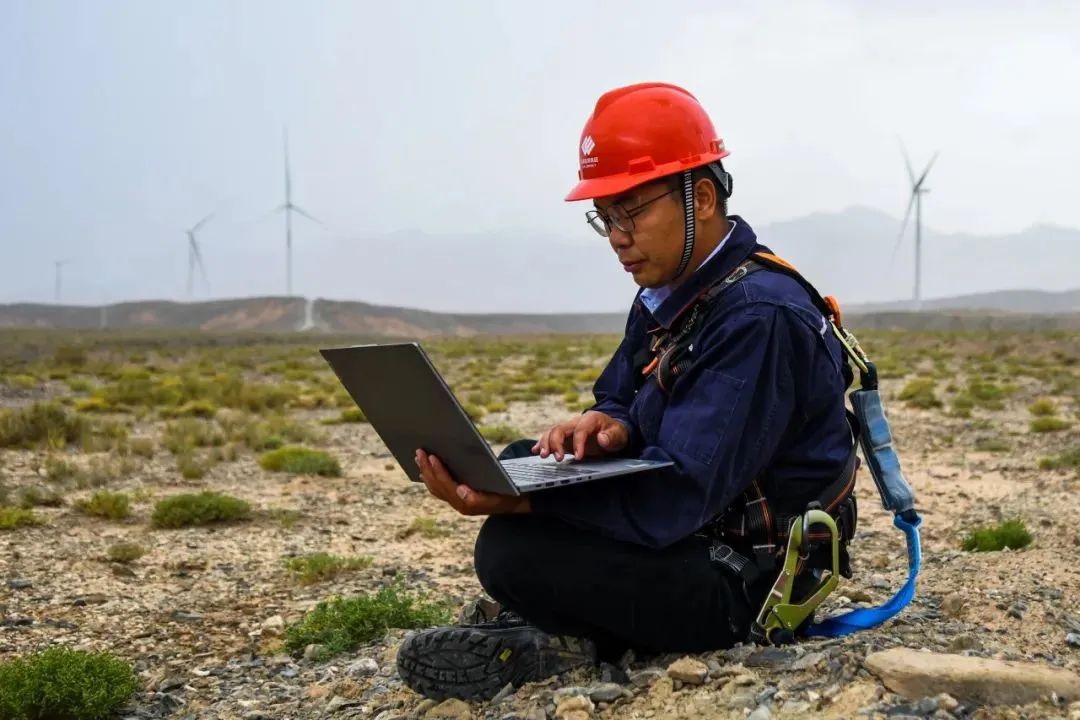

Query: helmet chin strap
673,170,696,280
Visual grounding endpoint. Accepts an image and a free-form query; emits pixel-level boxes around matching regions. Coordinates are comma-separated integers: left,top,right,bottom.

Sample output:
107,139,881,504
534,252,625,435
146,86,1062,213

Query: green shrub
75,491,131,521
73,397,112,414
285,552,373,585
0,507,43,530
1030,417,1072,433
322,408,367,425
973,437,1010,453
485,399,508,413
107,542,146,563
283,583,450,660
65,377,93,393
401,516,451,539
17,485,64,508
1039,446,1080,471
478,424,522,443
897,378,940,409
962,519,1032,552
259,446,341,477
163,418,223,454
270,508,302,528
0,402,89,449
128,437,155,458
950,392,975,418
1027,398,1057,417
0,646,137,720
176,452,208,480
161,400,217,419
53,345,88,368
461,403,486,422
45,456,78,483
966,380,1012,410
151,491,251,528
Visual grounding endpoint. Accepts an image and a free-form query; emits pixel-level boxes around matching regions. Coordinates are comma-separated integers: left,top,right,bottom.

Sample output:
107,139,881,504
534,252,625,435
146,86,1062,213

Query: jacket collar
641,215,760,329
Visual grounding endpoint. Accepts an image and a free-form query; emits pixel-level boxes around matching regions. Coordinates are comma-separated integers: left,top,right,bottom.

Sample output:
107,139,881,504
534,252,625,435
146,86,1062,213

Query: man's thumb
598,431,611,446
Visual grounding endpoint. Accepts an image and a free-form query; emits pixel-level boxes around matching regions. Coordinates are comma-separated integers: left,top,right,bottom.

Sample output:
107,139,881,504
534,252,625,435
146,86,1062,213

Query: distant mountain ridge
2,287,1078,335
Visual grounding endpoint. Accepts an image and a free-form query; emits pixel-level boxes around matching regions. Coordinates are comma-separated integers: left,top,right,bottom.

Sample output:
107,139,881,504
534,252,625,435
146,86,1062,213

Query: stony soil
1,353,1079,720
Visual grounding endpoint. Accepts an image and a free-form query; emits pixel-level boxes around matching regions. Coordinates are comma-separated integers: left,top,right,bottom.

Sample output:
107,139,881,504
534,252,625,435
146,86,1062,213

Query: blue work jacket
530,216,854,548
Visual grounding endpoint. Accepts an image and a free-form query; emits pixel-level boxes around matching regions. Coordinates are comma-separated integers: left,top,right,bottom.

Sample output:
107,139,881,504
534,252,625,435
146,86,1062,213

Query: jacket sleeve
530,304,798,548
585,305,645,448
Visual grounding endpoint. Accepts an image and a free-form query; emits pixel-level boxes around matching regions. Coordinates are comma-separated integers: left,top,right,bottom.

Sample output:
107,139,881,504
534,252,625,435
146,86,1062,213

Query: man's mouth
621,260,645,273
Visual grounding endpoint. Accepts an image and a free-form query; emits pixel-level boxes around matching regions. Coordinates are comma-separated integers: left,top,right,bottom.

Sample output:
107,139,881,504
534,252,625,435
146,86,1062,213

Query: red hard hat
565,82,729,202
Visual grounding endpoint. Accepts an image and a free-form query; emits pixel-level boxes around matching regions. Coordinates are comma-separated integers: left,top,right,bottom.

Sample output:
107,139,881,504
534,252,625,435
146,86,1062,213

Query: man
397,83,857,701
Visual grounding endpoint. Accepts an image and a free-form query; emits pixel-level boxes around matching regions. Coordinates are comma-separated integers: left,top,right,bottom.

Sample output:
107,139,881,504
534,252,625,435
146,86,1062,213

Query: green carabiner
752,509,840,645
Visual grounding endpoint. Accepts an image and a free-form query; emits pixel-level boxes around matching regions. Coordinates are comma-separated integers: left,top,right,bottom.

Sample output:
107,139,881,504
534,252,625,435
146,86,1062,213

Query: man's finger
549,425,568,461
572,417,596,461
602,419,629,450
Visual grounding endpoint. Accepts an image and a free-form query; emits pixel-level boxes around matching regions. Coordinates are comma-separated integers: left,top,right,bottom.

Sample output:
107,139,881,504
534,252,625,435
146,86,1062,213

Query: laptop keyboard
503,461,591,485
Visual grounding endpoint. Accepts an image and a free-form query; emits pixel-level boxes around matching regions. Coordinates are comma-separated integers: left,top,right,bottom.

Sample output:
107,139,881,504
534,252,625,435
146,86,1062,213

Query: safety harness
634,250,922,644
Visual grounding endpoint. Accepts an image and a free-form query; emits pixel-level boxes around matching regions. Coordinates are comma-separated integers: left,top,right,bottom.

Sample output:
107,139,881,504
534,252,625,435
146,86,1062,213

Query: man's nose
608,227,632,250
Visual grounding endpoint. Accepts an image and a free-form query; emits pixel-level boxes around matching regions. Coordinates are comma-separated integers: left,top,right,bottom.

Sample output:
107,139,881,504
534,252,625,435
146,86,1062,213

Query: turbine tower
892,143,939,311
185,212,214,299
54,259,71,302
275,129,320,296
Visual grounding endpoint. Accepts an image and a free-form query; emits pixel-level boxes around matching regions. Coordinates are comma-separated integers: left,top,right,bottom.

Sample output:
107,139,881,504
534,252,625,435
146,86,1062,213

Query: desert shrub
966,379,1013,410
285,552,373,585
162,419,223,454
0,507,43,530
259,447,341,477
0,646,137,720
65,378,93,393
1027,398,1057,417
73,397,112,414
1039,446,1080,471
161,400,217,419
478,425,522,443
107,542,147,563
897,378,940,409
962,519,1032,552
322,408,367,425
461,403,486,422
400,516,451,539
1030,417,1072,433
973,437,1010,453
270,508,302,528
0,402,89,449
17,485,64,508
283,583,450,660
75,491,131,521
151,491,251,528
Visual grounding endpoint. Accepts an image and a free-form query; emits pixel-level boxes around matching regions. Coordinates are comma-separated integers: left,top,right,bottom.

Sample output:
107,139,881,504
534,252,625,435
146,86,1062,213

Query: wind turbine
274,128,321,296
185,212,214,299
892,142,939,311
54,259,71,302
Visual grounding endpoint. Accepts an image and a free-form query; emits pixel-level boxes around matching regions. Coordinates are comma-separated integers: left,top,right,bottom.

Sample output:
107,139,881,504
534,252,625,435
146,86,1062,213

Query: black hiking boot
396,614,597,701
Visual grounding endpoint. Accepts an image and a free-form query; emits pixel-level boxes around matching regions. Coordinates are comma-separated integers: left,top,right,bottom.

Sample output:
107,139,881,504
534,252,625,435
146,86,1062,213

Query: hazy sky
2,1,1079,307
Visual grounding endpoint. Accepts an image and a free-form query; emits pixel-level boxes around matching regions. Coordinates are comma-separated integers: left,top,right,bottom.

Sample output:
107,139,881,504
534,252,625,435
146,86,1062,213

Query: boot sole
396,625,594,701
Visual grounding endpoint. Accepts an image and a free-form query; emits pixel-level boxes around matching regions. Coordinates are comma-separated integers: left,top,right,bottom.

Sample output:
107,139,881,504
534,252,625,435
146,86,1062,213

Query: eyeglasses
585,188,678,237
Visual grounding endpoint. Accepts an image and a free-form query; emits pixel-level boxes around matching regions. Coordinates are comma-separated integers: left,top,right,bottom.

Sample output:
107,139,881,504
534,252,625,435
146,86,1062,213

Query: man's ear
694,177,717,221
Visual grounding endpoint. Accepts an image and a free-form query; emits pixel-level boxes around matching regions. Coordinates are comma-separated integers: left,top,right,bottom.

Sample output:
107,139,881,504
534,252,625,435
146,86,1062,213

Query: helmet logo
581,136,596,156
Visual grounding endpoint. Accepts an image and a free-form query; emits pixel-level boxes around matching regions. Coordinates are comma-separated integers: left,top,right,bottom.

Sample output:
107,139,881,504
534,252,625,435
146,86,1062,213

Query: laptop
319,342,673,495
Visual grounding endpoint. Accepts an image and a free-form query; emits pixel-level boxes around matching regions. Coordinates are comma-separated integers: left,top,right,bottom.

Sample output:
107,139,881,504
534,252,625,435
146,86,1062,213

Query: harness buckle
750,509,841,646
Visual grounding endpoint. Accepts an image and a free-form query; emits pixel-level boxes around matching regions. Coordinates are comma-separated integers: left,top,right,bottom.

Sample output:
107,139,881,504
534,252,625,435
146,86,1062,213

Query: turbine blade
283,127,292,201
914,151,939,191
898,138,915,185
192,241,209,283
292,206,323,225
890,191,917,266
190,211,215,234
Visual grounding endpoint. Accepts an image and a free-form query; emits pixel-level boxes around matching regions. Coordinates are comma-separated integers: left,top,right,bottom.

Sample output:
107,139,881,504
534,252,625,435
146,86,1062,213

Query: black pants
474,440,768,660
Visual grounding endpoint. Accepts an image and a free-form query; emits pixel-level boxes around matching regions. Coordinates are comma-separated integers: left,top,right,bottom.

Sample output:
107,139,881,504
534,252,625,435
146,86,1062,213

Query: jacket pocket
662,368,745,465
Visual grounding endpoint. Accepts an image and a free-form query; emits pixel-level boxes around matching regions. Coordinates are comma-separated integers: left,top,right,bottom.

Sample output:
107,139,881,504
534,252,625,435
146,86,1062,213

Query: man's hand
533,410,630,461
415,449,530,516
